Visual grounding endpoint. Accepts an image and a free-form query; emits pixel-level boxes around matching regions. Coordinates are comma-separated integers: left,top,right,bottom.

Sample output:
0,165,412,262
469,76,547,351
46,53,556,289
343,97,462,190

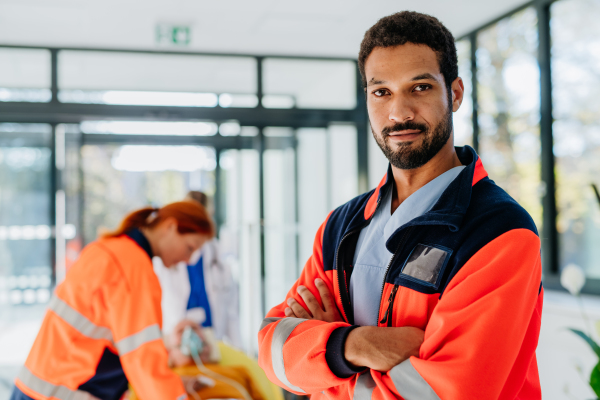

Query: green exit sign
156,24,192,46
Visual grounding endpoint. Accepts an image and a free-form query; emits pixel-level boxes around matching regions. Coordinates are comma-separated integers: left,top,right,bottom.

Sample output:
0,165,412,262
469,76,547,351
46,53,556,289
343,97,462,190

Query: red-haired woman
11,201,214,400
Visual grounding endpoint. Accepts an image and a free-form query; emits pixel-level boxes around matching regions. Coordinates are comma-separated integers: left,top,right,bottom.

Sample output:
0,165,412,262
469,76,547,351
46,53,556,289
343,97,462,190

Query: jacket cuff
325,325,366,378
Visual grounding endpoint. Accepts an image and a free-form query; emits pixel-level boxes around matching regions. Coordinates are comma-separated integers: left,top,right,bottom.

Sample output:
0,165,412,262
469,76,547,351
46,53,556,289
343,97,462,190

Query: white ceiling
0,0,530,58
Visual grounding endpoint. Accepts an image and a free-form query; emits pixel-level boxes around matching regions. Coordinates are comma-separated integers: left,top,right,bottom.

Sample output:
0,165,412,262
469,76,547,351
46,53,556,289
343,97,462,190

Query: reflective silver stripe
48,296,113,342
389,359,440,400
353,372,376,400
260,317,282,331
116,323,162,356
18,366,100,400
271,318,307,394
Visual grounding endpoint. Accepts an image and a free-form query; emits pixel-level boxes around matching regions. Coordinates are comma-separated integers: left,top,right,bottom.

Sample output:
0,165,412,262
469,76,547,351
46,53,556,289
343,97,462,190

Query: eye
372,89,389,97
414,84,432,92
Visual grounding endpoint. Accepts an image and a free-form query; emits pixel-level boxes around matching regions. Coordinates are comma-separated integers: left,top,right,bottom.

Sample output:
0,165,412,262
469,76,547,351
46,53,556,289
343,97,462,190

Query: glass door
0,123,54,395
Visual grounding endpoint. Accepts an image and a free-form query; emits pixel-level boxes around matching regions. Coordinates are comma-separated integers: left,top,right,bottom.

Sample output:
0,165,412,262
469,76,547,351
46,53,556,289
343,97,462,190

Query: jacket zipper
376,226,413,327
335,193,384,323
379,285,399,326
335,229,360,322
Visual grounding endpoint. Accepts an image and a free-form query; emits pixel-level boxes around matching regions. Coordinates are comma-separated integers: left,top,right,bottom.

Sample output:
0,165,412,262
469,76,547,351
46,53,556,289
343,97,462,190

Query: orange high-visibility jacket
14,231,187,400
258,146,543,400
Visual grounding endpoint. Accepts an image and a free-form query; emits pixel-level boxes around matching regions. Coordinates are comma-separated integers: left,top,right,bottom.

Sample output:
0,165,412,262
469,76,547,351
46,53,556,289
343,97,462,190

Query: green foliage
569,329,600,396
590,362,600,397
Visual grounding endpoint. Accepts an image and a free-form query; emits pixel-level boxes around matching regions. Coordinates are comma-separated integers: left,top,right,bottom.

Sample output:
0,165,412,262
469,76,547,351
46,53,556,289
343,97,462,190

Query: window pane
0,123,52,390
58,51,257,105
81,144,215,244
80,120,218,136
0,48,51,102
263,58,356,109
296,125,359,263
0,48,50,88
218,149,261,353
329,124,358,208
297,128,328,263
455,39,473,147
477,7,542,227
552,0,600,277
263,148,297,311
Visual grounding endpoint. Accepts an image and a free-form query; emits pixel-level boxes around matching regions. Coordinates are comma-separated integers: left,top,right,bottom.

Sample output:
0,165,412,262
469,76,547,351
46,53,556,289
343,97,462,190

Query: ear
451,77,465,112
162,216,178,233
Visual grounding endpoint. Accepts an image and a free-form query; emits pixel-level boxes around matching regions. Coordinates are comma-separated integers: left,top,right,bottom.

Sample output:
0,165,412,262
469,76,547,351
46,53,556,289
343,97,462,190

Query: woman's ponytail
102,201,214,239
101,207,159,238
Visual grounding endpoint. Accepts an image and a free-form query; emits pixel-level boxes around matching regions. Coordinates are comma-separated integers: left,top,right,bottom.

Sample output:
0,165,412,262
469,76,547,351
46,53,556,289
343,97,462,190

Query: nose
388,94,415,123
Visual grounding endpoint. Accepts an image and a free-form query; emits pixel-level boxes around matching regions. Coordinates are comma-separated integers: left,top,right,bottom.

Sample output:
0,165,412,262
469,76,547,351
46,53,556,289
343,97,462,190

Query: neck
390,139,462,213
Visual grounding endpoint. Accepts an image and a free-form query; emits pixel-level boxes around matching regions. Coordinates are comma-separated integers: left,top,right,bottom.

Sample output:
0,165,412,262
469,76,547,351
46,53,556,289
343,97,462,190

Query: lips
388,129,422,137
386,130,422,142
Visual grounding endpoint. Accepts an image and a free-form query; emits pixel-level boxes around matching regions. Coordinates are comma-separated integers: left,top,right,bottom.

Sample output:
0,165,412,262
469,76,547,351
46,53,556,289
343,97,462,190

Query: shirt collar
348,145,488,237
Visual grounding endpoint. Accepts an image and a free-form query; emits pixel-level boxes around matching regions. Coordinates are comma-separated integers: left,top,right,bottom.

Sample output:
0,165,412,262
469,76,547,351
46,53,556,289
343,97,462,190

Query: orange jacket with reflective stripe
15,234,187,400
258,146,543,400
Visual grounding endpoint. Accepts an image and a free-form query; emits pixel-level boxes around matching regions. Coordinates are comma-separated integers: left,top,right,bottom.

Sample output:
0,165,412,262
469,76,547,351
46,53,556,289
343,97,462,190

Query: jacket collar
348,146,487,237
126,228,154,259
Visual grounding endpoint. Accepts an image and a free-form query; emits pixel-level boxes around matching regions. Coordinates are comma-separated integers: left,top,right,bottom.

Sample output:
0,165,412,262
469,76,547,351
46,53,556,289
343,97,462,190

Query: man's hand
344,326,424,372
284,278,344,322
283,279,422,372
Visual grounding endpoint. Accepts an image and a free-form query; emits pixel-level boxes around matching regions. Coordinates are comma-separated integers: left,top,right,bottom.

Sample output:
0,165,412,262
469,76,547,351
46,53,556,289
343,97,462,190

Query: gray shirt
350,166,465,326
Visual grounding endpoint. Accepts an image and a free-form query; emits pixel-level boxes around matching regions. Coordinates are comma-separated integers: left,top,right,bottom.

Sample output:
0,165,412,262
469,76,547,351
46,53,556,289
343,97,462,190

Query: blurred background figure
154,190,241,356
10,202,213,400
150,192,278,400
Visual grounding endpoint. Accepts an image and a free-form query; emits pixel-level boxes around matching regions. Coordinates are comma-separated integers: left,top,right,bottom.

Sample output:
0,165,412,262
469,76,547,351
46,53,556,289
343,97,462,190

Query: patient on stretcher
127,320,267,400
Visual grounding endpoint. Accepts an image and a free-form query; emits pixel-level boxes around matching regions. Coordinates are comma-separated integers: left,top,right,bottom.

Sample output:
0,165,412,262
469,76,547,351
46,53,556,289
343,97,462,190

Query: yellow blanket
128,342,284,400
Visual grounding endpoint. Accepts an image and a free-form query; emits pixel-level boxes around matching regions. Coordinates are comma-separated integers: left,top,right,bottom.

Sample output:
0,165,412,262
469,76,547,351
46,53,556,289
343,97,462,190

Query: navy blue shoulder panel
322,190,374,272
386,177,539,295
441,177,539,289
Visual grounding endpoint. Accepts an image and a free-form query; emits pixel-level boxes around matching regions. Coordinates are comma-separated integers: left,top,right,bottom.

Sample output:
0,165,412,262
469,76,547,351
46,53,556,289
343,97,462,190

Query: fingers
297,285,323,316
287,297,312,319
284,307,296,318
284,280,342,322
315,278,334,311
315,278,343,322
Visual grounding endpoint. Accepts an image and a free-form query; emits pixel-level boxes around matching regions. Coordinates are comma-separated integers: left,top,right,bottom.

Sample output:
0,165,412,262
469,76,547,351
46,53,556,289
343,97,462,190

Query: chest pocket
398,243,452,292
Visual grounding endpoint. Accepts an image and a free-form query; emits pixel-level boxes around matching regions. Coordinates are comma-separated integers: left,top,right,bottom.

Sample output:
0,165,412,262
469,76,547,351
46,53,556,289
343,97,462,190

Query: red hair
102,201,214,238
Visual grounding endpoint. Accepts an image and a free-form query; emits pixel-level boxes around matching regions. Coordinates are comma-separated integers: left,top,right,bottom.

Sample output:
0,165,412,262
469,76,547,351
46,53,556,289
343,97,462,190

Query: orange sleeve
374,228,543,400
105,262,187,400
258,214,354,395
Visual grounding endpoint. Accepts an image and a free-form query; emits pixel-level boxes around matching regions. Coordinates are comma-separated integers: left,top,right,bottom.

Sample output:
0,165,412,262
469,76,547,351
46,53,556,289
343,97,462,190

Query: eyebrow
367,77,386,87
411,73,440,83
367,73,441,87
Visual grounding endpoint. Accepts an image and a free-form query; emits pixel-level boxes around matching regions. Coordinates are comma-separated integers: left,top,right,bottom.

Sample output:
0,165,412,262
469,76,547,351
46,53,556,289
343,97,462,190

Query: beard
372,107,453,170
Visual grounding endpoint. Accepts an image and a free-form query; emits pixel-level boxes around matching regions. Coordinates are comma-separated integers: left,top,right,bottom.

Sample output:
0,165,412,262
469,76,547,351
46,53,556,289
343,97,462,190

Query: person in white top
153,191,242,366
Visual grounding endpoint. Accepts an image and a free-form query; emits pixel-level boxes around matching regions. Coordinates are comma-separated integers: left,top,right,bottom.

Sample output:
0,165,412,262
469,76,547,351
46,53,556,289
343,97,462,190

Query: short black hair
358,11,458,91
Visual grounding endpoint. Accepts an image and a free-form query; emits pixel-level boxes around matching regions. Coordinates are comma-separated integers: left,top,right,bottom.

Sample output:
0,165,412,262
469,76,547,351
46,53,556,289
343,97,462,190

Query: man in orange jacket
258,11,543,400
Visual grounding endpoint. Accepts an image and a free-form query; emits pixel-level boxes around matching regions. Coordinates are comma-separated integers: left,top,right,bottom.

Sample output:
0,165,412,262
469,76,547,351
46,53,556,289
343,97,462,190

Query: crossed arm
284,278,424,372
261,228,543,398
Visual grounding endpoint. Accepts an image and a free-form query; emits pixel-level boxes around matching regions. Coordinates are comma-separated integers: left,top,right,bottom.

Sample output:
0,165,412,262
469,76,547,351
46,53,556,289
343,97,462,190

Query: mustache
381,121,428,137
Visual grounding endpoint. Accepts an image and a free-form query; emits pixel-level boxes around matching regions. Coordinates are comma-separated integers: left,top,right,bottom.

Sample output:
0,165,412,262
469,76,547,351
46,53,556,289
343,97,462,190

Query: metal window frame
0,43,369,311
457,0,600,294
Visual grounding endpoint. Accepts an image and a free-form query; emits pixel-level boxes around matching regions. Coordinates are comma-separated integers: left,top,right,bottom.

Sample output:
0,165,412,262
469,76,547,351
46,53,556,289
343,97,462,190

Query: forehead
183,232,205,244
364,43,441,81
